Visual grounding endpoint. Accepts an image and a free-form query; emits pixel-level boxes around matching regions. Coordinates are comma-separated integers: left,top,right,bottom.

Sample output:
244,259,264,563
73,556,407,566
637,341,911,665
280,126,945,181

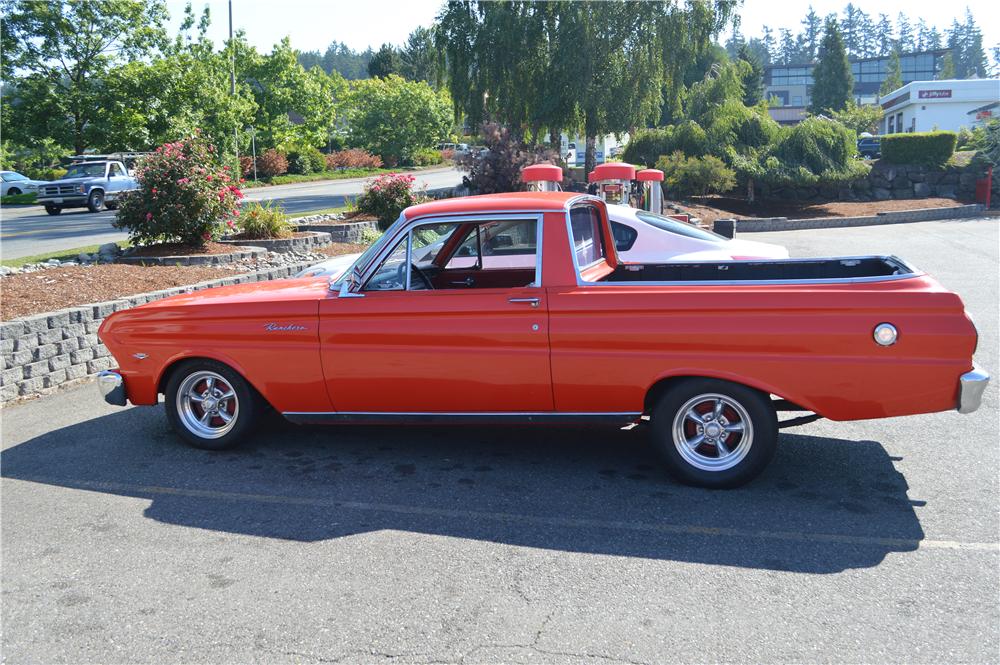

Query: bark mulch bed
314,242,368,258
2,242,367,321
680,196,964,225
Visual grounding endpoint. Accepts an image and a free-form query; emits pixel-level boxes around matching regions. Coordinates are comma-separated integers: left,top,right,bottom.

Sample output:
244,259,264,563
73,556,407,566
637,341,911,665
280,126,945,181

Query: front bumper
958,365,990,414
97,370,127,406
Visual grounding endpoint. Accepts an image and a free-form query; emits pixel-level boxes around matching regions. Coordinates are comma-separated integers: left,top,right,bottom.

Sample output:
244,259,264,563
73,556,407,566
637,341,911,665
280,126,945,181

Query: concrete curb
1,258,320,406
729,204,987,232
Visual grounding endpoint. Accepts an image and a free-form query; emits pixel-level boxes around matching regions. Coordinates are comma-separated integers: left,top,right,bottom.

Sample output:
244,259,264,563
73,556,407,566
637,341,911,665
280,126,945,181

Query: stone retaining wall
116,246,265,266
724,203,986,233
1,260,318,405
756,160,998,205
219,231,332,253
295,220,378,243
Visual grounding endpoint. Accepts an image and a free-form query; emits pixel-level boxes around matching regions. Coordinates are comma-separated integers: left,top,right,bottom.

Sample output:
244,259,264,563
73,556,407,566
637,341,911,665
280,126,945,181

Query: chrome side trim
282,411,642,426
958,365,990,414
97,370,127,407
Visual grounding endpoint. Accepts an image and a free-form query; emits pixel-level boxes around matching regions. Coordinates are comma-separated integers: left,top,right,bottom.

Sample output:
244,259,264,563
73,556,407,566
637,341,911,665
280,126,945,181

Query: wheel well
158,356,274,410
643,375,777,415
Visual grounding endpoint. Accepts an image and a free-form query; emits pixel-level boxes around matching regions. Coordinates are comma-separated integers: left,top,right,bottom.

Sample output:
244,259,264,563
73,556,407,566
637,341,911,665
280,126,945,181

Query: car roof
405,191,592,219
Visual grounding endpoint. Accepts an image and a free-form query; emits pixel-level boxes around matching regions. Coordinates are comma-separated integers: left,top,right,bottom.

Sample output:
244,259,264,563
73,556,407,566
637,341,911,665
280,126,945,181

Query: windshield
61,163,106,179
634,211,727,242
331,217,401,286
2,172,27,182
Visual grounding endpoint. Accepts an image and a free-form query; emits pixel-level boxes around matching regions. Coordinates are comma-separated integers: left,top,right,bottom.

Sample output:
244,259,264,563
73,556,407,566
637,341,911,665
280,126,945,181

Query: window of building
888,115,895,133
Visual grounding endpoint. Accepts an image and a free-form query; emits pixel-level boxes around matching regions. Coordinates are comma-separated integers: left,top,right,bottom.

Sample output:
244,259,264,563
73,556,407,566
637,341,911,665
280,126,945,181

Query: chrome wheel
671,393,754,472
175,370,239,439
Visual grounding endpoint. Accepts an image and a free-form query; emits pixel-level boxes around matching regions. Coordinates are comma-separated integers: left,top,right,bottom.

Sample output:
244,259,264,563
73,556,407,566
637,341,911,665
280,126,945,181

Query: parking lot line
10,476,999,553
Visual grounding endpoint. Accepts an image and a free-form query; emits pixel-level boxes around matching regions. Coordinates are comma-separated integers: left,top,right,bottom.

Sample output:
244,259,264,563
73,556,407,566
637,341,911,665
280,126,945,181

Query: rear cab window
569,203,615,282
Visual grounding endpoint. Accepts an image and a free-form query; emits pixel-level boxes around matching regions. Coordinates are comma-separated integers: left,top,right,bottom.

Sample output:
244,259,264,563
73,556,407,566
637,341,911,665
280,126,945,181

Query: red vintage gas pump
522,164,563,192
590,163,636,205
636,169,665,215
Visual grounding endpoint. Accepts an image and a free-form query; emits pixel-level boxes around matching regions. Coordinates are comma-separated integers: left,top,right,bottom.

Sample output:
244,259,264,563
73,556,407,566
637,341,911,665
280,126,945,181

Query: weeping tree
436,0,738,174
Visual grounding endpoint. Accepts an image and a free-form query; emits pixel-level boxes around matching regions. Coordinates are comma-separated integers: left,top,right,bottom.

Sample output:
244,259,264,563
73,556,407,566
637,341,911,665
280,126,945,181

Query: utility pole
229,0,239,165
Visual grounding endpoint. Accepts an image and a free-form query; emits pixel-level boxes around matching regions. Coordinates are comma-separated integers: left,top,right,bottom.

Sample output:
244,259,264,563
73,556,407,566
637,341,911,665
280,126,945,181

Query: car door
318,215,553,413
106,163,127,195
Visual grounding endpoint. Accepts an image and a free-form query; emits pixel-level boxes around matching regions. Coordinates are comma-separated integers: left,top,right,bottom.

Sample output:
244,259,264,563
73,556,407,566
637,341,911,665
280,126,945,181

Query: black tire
650,378,777,489
44,204,62,215
104,200,118,210
87,189,105,212
7,187,21,196
164,359,260,450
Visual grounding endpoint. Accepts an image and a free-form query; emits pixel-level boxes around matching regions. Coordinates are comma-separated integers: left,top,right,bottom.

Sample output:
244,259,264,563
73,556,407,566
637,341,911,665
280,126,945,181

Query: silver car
1,171,46,197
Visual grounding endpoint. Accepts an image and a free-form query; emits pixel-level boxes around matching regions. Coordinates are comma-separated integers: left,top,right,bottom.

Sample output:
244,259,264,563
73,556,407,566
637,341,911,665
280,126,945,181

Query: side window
363,235,408,291
569,205,606,267
108,164,122,177
611,221,637,253
476,219,537,270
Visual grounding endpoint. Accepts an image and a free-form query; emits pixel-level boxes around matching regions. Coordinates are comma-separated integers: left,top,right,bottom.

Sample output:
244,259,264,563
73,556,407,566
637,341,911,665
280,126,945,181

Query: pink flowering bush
356,173,421,230
114,135,244,247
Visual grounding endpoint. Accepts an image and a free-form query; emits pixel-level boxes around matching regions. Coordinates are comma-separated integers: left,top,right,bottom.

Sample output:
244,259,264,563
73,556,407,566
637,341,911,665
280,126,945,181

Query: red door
318,286,552,412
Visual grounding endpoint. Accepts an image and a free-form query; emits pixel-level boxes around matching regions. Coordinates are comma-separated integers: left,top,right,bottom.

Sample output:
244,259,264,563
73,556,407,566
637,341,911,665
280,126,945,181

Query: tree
1,0,168,154
830,101,883,135
399,27,440,86
242,38,348,151
736,44,764,106
895,12,914,53
938,51,956,79
880,49,903,95
367,43,402,79
345,75,452,165
778,28,797,65
840,3,862,57
800,6,822,61
875,14,894,56
809,19,853,115
761,26,777,63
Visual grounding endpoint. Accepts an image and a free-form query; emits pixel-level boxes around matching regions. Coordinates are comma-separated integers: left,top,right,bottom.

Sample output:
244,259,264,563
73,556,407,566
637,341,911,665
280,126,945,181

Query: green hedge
881,131,957,167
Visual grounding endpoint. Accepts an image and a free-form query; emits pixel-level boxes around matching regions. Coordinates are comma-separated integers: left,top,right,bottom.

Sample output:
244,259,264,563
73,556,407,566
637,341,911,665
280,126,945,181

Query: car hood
131,275,332,311
49,177,98,185
723,237,789,259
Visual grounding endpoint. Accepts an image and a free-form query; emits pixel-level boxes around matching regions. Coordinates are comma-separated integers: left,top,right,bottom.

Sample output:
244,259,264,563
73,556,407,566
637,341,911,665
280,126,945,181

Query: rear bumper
958,365,990,414
97,370,127,406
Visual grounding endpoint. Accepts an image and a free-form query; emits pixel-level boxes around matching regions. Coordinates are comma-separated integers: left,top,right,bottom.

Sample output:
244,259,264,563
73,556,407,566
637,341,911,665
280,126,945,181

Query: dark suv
857,136,881,159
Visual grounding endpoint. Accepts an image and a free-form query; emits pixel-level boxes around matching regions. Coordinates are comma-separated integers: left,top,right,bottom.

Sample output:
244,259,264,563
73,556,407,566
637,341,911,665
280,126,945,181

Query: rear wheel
164,360,259,450
44,204,62,215
87,189,105,212
650,379,777,489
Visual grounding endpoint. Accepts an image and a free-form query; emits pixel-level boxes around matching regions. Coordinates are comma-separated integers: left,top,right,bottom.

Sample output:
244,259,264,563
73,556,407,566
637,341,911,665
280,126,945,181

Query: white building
880,78,1000,135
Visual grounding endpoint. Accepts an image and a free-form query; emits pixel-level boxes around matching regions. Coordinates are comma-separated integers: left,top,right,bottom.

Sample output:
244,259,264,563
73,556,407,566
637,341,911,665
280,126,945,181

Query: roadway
0,167,463,260
2,218,997,663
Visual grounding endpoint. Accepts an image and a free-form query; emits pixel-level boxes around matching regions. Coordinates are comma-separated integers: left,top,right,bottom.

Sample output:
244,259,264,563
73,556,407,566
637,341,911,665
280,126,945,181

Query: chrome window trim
357,212,546,292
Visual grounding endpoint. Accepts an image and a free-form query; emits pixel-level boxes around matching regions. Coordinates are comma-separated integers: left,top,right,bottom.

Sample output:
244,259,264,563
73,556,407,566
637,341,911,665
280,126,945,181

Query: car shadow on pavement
2,406,925,573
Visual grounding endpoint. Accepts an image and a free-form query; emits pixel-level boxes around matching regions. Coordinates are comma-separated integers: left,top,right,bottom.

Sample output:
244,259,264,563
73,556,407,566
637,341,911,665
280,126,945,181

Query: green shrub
1,192,37,204
622,128,673,167
25,167,67,181
412,147,443,166
704,102,779,158
236,201,292,239
881,131,957,167
360,225,384,245
776,117,856,174
655,151,736,198
114,135,243,247
357,173,420,230
670,120,709,157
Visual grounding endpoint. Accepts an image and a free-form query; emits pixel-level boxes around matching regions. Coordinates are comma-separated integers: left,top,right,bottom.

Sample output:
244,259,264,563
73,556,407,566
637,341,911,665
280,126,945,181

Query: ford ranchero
97,192,990,488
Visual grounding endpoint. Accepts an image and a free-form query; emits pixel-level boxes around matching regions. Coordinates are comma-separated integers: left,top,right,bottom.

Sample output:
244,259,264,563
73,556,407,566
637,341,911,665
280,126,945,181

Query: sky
165,0,999,55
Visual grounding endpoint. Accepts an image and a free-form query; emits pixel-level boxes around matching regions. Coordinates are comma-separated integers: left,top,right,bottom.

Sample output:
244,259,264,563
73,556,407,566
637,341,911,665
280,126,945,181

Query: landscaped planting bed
1,242,366,321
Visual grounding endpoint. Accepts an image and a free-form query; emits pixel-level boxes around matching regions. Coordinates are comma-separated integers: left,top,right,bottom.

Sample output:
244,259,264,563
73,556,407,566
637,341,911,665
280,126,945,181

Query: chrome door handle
508,297,540,307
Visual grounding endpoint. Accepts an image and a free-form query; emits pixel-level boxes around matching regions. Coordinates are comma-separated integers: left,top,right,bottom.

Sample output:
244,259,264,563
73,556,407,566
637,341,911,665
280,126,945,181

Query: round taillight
873,323,898,346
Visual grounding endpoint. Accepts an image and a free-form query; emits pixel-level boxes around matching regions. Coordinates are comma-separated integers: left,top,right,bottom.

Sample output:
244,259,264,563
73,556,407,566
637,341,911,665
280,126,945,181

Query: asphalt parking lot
2,217,997,663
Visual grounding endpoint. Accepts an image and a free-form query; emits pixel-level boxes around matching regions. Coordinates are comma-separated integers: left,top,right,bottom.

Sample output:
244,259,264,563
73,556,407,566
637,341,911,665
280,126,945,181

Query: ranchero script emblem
264,322,307,332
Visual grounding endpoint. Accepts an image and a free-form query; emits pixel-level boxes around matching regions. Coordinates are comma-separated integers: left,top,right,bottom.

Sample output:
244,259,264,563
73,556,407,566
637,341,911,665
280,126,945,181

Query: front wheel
44,204,62,215
7,187,21,196
87,189,105,212
650,379,777,489
164,360,259,450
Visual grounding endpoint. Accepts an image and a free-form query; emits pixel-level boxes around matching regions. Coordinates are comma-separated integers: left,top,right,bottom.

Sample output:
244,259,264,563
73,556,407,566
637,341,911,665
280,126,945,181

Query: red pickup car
97,192,989,488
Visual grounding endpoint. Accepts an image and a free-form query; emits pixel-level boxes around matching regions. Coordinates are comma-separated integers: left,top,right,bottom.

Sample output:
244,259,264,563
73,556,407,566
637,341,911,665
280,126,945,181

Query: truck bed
604,256,916,284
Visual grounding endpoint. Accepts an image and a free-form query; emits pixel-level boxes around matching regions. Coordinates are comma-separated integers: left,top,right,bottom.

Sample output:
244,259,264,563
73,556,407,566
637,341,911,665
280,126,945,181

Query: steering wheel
394,262,434,290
